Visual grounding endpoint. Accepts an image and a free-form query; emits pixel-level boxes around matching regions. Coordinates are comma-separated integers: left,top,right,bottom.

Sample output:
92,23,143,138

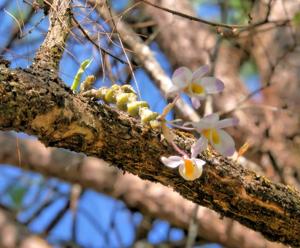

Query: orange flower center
202,128,220,144
184,159,194,178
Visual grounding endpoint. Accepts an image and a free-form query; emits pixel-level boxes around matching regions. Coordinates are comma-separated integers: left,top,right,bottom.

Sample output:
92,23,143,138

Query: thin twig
72,16,129,65
4,9,23,37
104,0,142,99
139,0,291,34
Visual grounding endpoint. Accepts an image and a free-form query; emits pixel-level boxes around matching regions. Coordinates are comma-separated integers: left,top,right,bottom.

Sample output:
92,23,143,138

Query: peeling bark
0,63,300,246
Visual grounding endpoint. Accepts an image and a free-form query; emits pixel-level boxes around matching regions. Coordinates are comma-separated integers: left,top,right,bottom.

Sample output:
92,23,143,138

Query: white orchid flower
161,154,205,181
168,65,224,108
190,113,239,157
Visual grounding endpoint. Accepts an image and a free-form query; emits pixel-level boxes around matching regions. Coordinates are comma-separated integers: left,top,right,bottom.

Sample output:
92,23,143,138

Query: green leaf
71,58,93,92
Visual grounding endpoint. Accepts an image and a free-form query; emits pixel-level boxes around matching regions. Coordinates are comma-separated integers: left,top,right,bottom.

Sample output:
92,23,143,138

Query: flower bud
139,107,159,124
104,84,121,103
121,85,136,94
116,93,137,111
80,75,96,92
127,101,149,116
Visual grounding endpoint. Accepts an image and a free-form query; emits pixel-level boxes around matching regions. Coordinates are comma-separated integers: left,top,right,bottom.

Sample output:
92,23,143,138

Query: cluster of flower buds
71,59,161,128
161,65,239,181
82,84,161,128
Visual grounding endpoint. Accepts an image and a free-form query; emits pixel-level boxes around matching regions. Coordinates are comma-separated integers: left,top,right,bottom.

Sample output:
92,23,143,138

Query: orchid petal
191,65,210,81
188,113,219,132
178,159,204,181
166,85,181,97
193,158,206,169
172,67,192,88
211,129,235,156
191,97,201,109
161,156,183,168
191,136,208,158
202,113,220,123
201,77,224,93
216,117,239,129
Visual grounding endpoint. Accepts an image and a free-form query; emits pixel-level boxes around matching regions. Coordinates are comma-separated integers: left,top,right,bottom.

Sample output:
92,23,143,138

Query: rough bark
0,62,300,246
0,132,286,248
32,0,71,71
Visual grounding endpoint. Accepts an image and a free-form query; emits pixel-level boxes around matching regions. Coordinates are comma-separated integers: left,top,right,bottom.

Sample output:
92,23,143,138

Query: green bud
139,107,159,124
94,89,106,99
80,75,96,92
121,85,136,94
149,120,161,129
127,101,149,116
92,87,108,100
104,85,121,103
111,84,121,91
116,93,137,111
82,88,107,100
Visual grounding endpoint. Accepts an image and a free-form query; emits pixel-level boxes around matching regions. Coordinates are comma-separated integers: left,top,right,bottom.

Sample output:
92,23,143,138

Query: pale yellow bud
127,101,149,116
139,107,159,124
116,93,137,111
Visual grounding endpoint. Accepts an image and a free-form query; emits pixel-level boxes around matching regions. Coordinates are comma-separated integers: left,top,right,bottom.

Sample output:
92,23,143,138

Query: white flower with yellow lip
161,155,205,181
189,113,239,157
168,65,224,108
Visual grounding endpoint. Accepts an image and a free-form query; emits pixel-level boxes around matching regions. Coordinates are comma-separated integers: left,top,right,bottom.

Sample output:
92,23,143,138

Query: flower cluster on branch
73,61,238,182
161,65,238,180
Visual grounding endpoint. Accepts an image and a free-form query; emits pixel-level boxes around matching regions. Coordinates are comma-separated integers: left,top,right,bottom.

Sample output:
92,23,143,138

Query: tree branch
139,0,290,33
0,62,300,246
32,0,72,71
0,132,286,248
0,205,51,248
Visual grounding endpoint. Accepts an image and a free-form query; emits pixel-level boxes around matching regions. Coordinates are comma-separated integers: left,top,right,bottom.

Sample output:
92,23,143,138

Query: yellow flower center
183,83,204,95
190,83,204,94
202,128,220,144
184,159,194,178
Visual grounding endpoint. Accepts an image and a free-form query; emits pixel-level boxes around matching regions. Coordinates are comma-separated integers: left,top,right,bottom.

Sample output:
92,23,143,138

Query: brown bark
0,132,286,248
32,0,71,71
0,62,300,246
